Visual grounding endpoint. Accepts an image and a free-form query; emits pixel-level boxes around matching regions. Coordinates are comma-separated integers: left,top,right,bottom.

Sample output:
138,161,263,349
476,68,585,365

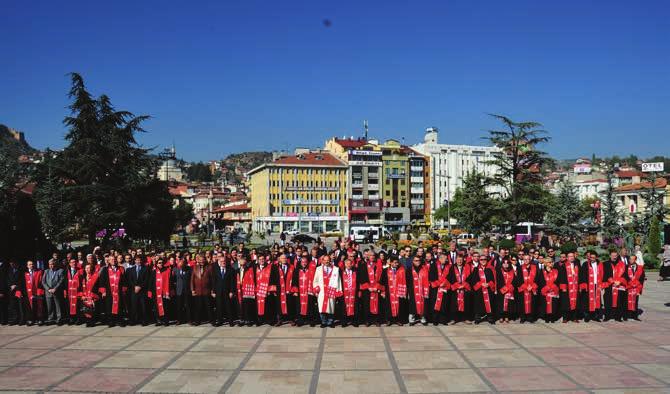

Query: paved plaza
0,273,668,393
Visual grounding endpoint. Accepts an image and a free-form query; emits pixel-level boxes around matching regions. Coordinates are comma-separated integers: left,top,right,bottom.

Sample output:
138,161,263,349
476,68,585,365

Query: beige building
248,151,348,234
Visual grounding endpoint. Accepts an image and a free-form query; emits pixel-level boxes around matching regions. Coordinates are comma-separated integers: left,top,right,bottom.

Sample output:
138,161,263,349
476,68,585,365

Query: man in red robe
558,252,580,323
429,253,450,325
469,254,496,324
448,254,472,323
516,255,538,323
380,256,407,326
99,256,126,327
603,250,627,322
338,258,359,327
407,256,429,325
22,260,45,326
65,259,83,325
579,251,605,322
291,255,318,326
275,254,294,325
358,253,383,326
624,256,645,321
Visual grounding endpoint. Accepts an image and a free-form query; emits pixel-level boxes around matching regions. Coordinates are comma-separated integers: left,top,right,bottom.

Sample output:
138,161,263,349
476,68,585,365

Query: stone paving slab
0,272,667,393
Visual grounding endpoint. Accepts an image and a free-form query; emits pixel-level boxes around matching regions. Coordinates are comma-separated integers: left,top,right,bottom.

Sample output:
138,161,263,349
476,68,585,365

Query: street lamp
436,174,452,234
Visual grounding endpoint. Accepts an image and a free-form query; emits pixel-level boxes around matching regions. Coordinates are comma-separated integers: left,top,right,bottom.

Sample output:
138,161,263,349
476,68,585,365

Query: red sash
453,264,471,312
520,264,537,314
364,262,380,314
433,263,450,311
155,269,166,317
320,269,338,313
500,270,515,312
583,262,602,312
610,262,627,307
107,267,122,315
297,268,314,316
343,269,357,317
561,263,579,310
67,269,81,315
627,265,644,311
412,266,428,315
277,264,292,315
241,267,255,299
542,269,558,314
387,267,406,317
476,267,492,314
24,271,44,309
256,265,271,316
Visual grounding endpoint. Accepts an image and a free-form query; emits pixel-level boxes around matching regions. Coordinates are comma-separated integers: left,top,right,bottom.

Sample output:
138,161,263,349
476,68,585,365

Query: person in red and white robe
337,258,359,327
428,253,451,325
380,256,407,326
239,256,257,326
150,258,172,326
312,255,341,328
448,254,473,323
99,256,126,327
579,251,605,322
603,251,627,322
78,263,100,327
275,254,294,325
468,254,496,324
624,255,645,321
515,255,538,323
558,252,581,323
537,258,560,323
495,257,517,323
22,260,45,326
407,256,429,325
358,253,383,326
291,255,318,326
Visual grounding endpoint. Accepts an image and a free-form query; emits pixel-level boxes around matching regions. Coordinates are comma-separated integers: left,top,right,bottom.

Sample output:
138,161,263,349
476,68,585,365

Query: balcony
351,182,363,189
351,194,364,200
350,199,382,214
410,166,423,171
410,177,423,183
367,183,379,191
367,172,379,179
410,187,424,194
410,198,424,204
352,173,363,179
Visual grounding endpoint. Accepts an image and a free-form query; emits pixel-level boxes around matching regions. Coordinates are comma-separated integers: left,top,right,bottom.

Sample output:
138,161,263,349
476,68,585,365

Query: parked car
291,233,317,244
456,233,477,247
284,229,299,236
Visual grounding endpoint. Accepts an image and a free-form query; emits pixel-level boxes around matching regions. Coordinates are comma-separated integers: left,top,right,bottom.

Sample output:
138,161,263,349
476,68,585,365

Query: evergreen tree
449,172,497,235
483,114,553,224
647,216,662,256
545,181,581,240
600,171,623,242
33,73,175,246
640,172,667,232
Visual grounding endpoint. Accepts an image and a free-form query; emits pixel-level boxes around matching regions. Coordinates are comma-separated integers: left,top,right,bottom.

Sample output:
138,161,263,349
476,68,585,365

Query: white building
412,127,504,217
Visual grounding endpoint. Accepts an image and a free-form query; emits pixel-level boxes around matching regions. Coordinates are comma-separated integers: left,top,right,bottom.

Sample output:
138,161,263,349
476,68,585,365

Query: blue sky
2,0,668,161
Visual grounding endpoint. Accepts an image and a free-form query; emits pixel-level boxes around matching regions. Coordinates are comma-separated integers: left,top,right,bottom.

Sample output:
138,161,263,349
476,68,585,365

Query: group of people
0,239,647,328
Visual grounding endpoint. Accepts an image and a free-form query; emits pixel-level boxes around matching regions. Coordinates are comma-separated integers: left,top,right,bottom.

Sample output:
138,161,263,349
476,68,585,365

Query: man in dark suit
125,255,150,325
6,260,25,325
42,259,65,325
171,259,191,324
212,256,237,326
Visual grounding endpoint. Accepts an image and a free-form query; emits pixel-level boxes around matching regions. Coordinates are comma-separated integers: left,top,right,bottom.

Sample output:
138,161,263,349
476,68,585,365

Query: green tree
545,181,581,240
647,216,662,256
33,73,176,246
187,162,213,182
483,114,553,224
0,143,20,217
579,196,600,222
449,172,497,235
640,172,667,233
601,171,622,242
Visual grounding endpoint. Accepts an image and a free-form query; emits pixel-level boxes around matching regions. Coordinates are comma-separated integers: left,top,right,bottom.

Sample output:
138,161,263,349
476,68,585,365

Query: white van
350,227,380,242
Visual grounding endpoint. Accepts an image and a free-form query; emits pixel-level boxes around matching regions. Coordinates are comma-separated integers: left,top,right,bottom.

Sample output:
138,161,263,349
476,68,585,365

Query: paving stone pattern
0,273,668,393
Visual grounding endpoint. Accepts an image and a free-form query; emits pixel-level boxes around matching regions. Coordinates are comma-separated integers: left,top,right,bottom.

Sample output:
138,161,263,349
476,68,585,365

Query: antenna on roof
364,120,368,140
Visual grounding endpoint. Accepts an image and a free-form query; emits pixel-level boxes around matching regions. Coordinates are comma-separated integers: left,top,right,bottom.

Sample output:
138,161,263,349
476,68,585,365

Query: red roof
334,138,368,148
615,170,643,178
213,204,250,213
168,184,189,196
615,177,667,192
272,152,346,167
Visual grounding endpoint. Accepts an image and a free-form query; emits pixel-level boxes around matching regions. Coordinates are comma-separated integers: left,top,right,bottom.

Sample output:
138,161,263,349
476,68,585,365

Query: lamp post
436,173,452,234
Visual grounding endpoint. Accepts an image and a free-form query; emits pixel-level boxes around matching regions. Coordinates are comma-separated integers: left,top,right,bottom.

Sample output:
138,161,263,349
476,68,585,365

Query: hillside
0,124,37,154
221,151,273,182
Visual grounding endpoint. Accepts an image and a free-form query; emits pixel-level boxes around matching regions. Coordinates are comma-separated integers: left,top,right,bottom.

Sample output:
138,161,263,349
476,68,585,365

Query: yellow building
248,151,348,234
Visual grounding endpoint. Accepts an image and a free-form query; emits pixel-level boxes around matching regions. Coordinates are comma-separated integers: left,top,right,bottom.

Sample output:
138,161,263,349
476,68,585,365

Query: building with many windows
248,151,348,234
324,137,383,229
412,127,504,221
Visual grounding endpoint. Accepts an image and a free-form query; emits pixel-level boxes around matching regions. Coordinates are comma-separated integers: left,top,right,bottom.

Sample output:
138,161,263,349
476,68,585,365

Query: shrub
498,238,516,251
643,253,660,269
561,241,578,254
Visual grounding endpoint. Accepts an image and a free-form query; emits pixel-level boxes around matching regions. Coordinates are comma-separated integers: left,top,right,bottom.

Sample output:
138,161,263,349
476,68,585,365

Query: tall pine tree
33,73,175,246
600,171,623,242
449,172,497,235
545,181,581,240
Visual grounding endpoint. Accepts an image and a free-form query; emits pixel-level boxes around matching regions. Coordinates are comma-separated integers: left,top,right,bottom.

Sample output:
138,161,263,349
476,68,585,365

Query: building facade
324,138,383,229
248,151,348,234
412,127,504,221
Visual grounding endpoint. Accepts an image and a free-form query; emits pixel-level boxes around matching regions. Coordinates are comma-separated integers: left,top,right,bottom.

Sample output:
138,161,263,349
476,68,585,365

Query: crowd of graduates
0,239,647,328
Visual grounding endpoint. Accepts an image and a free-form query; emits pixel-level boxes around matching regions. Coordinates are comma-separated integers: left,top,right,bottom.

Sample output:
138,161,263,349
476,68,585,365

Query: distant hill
0,124,37,154
221,151,273,182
